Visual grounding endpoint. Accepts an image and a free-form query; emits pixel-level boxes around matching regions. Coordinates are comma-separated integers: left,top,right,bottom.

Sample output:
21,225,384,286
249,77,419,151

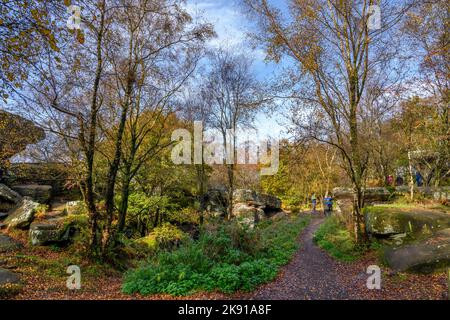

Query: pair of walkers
311,193,333,215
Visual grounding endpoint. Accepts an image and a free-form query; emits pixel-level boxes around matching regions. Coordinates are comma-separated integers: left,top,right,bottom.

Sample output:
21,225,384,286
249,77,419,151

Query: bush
313,216,359,262
122,216,309,296
137,223,188,251
167,207,200,225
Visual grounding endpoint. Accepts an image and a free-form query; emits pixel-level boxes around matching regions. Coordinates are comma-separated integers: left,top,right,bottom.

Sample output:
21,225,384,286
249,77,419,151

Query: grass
313,216,360,262
122,215,310,296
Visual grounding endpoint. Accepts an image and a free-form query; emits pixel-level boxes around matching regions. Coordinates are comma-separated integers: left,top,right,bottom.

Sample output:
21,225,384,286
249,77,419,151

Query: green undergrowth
313,216,361,262
122,215,310,296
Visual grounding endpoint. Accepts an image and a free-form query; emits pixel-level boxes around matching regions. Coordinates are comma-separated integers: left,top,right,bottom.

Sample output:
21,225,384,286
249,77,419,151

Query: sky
185,0,291,140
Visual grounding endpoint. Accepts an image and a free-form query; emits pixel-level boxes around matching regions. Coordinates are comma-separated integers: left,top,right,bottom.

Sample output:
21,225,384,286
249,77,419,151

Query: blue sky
186,0,291,140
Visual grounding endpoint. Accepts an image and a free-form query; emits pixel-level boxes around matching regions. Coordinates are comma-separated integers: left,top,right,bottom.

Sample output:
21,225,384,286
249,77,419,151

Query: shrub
35,204,49,219
167,207,200,225
123,216,309,296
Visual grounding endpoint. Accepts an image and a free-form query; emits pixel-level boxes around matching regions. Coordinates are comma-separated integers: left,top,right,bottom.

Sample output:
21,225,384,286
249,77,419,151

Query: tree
14,0,212,256
98,0,213,252
245,0,412,243
200,49,265,219
404,0,450,186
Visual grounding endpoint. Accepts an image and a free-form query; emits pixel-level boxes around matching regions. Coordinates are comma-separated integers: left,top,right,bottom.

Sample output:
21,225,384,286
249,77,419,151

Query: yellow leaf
76,30,85,44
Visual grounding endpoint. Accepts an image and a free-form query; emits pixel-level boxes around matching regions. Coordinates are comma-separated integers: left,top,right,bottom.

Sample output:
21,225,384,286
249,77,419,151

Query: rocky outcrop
0,184,22,212
385,228,450,273
232,189,282,228
232,203,265,228
29,216,82,246
202,188,283,227
3,197,40,229
332,187,391,203
365,206,450,237
257,193,282,210
12,185,52,204
201,189,228,218
0,184,22,204
0,234,22,252
270,211,288,221
232,189,282,210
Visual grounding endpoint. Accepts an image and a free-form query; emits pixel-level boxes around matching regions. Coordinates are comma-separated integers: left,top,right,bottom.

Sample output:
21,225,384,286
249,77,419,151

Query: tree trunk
226,164,234,220
85,0,106,255
118,170,131,233
102,104,129,251
408,150,415,200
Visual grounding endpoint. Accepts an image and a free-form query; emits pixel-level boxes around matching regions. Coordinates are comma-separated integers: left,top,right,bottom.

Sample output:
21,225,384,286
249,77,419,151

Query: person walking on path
324,196,333,217
311,193,317,213
415,171,423,187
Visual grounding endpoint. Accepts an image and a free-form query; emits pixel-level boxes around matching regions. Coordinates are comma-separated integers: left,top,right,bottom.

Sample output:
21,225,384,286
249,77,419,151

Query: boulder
258,193,282,210
365,206,450,237
232,189,281,209
385,228,450,273
12,185,52,203
0,234,22,253
201,189,228,218
363,187,392,202
0,184,22,204
29,217,77,246
0,268,20,286
232,203,265,228
233,189,262,206
434,191,450,201
270,211,288,221
332,187,391,202
3,197,40,229
332,188,354,200
335,199,353,216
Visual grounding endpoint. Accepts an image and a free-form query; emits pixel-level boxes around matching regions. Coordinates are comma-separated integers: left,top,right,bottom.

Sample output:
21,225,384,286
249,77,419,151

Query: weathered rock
29,217,76,246
335,199,353,216
232,203,265,228
270,211,288,221
258,193,282,210
201,189,228,218
0,110,45,164
434,191,450,201
364,188,392,202
385,228,450,273
0,268,20,286
12,185,52,203
332,187,391,202
232,189,281,209
233,189,262,206
0,184,22,204
0,212,8,220
3,197,40,229
0,234,22,252
332,188,354,200
365,206,450,236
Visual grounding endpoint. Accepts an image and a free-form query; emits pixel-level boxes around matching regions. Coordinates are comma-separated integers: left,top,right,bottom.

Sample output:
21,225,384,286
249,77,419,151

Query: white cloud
185,0,265,60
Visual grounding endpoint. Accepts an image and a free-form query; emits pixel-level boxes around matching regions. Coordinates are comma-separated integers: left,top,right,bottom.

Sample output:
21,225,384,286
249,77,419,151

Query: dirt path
250,215,448,300
2,215,447,300
251,216,350,300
